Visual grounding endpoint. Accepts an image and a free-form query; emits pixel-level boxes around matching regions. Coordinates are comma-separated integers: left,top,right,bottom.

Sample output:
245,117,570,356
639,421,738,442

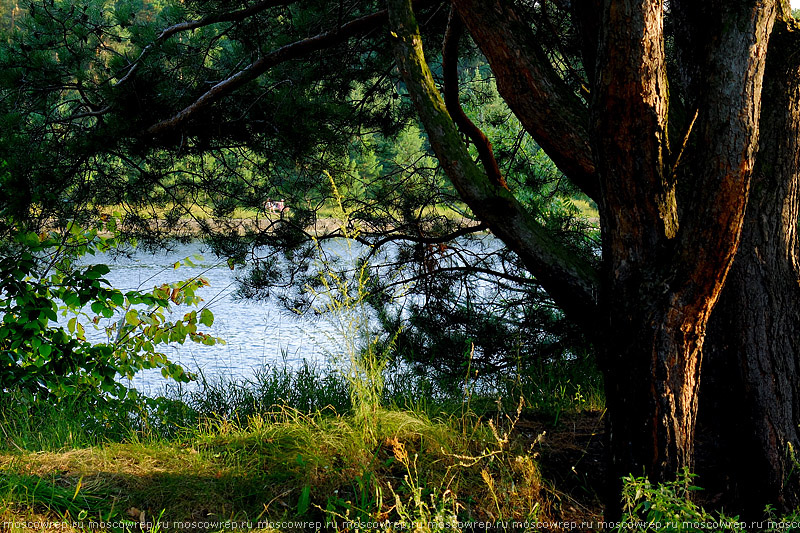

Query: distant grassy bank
86,196,598,238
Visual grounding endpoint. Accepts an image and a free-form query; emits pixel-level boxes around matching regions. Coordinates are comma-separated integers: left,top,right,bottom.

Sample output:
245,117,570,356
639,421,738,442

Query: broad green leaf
199,308,214,327
297,486,311,516
110,292,124,306
125,310,140,326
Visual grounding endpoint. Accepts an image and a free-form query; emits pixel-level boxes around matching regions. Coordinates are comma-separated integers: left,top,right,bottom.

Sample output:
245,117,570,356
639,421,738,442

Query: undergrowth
0,387,552,532
2,193,753,532
3,360,800,532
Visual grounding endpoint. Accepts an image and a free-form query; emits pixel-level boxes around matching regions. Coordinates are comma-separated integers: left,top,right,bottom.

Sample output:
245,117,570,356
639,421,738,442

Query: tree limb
145,1,433,137
358,222,488,262
442,8,506,189
116,0,296,86
64,106,112,121
387,0,599,335
451,0,598,201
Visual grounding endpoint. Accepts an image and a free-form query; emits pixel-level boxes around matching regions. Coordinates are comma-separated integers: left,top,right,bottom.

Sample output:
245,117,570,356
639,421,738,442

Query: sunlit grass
94,202,477,227
0,402,553,532
570,198,598,221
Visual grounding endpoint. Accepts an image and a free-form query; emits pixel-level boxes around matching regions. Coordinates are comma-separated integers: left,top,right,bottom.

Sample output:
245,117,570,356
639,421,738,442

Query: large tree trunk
389,0,776,518
702,17,800,515
593,0,775,517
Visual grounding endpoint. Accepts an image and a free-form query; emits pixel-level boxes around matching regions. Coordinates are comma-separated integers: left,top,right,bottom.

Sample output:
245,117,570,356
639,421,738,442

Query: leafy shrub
0,219,220,402
619,470,744,532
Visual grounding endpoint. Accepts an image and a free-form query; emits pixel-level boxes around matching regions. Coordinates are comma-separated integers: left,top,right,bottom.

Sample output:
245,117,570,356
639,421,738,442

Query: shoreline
119,216,489,238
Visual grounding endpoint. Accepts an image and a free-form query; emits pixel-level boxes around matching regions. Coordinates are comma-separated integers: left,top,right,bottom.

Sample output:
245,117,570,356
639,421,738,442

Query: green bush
0,219,221,403
619,470,743,532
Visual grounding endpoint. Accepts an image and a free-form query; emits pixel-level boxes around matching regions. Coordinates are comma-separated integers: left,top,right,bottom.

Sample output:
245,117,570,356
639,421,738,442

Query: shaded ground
517,411,606,526
0,409,609,532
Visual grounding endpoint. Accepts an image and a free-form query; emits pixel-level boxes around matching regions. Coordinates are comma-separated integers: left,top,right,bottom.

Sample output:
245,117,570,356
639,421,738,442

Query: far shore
109,215,491,237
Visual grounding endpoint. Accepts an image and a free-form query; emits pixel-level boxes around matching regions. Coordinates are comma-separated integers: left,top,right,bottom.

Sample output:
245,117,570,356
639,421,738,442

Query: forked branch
387,0,600,334
442,7,506,190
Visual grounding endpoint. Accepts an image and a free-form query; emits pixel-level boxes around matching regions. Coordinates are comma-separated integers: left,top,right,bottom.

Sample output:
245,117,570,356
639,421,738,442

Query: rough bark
389,0,777,516
592,0,682,509
592,0,774,516
702,16,800,515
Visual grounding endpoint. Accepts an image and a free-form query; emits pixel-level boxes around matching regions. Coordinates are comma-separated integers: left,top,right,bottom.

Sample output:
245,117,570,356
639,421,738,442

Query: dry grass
0,406,559,532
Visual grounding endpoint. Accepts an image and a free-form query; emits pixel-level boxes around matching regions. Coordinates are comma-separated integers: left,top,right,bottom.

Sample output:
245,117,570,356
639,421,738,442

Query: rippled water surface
88,242,341,393
84,234,501,394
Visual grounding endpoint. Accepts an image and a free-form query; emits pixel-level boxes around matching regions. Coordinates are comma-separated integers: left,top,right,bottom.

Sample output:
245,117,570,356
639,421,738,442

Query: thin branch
358,222,488,260
377,264,539,293
145,1,433,137
64,106,112,121
116,0,296,86
668,108,698,183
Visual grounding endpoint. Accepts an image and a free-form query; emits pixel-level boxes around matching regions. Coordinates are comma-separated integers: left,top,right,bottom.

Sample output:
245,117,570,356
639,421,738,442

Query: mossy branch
387,0,600,335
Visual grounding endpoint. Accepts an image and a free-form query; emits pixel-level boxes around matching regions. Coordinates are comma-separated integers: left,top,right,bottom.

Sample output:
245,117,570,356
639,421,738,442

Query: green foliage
0,0,600,407
2,399,543,531
619,470,744,532
0,218,221,401
618,472,800,532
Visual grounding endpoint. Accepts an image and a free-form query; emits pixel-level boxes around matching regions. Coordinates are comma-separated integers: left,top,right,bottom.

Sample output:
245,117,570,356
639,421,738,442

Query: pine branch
145,1,434,137
116,0,296,86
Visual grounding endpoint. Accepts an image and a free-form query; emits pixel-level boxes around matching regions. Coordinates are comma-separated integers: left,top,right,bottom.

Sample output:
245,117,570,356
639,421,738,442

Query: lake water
87,241,347,394
82,234,503,395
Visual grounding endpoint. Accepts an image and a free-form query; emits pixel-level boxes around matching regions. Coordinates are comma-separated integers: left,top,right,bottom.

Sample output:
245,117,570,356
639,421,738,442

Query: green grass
570,198,598,220
0,397,552,532
0,352,607,532
4,358,798,532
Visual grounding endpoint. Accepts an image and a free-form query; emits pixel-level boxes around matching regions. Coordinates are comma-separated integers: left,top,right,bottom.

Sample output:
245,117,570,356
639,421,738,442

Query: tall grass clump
0,389,138,451
514,355,604,422
161,357,351,424
306,172,399,439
